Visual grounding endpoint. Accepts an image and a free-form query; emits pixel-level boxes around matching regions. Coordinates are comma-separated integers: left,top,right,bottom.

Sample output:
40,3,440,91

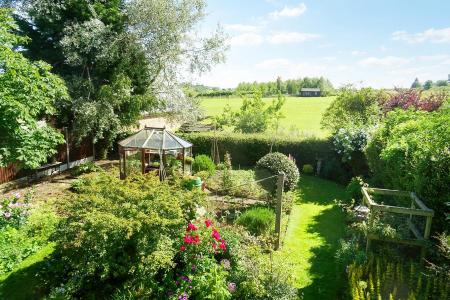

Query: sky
194,0,450,89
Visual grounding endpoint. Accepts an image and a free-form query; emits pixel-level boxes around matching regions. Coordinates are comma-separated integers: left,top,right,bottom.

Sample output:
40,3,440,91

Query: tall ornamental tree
0,9,68,169
12,0,227,156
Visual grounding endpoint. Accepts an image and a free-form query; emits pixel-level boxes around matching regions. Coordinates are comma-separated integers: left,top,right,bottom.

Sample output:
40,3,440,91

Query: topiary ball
255,152,300,193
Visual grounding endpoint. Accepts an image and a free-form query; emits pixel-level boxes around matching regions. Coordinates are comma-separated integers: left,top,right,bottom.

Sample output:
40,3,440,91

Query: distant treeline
184,76,335,98
236,76,335,97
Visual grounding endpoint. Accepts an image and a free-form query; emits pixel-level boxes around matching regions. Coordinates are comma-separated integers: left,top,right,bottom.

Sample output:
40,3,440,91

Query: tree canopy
321,87,383,133
0,9,68,168
9,0,227,156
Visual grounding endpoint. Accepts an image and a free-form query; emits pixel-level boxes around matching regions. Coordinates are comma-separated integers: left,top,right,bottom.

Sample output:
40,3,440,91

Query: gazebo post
123,148,127,179
141,149,146,174
182,148,185,174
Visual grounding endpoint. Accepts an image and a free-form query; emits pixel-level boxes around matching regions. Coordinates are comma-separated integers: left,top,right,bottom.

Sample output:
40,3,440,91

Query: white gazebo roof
118,127,192,150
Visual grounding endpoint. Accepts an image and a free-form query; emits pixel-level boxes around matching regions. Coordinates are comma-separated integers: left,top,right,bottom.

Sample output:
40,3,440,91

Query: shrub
178,132,333,170
365,108,450,232
236,207,275,236
168,219,232,300
302,164,314,174
192,154,216,176
70,161,101,177
51,171,206,297
206,170,267,200
346,176,367,202
255,152,300,193
0,204,59,275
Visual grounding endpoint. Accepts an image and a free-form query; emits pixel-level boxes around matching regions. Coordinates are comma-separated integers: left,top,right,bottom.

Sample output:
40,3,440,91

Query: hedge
178,132,334,171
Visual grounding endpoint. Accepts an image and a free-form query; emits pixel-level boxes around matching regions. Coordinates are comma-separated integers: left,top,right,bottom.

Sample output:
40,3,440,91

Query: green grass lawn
200,96,335,137
279,175,348,299
0,243,55,299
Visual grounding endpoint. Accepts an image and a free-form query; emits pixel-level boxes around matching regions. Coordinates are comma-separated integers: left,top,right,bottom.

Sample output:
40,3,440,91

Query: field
200,96,335,137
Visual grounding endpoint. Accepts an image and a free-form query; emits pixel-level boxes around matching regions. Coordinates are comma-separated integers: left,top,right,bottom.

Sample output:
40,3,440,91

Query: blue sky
195,0,450,88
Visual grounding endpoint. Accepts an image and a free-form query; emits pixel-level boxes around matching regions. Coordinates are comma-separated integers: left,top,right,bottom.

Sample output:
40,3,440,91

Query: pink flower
186,223,197,231
211,229,221,241
192,235,200,245
205,219,213,228
184,235,193,244
211,242,217,252
219,239,226,251
228,282,236,293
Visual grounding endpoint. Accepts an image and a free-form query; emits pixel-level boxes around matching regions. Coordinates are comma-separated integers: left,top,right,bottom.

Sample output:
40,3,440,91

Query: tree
435,80,449,87
216,90,285,133
0,9,68,169
12,0,227,156
411,77,422,89
321,87,382,133
423,80,433,90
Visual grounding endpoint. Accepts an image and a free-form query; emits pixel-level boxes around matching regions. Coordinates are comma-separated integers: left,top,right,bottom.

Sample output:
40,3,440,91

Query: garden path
279,176,348,299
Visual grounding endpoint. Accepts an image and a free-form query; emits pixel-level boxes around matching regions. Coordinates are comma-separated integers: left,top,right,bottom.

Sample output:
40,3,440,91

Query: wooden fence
0,131,93,185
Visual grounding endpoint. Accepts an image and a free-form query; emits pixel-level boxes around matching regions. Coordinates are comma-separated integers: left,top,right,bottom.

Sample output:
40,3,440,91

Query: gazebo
118,127,193,180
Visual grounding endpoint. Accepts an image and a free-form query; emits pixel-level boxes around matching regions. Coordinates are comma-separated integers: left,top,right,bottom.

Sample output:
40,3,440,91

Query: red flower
205,219,213,228
180,245,186,252
184,234,193,244
187,223,198,231
192,235,200,245
219,240,226,251
211,229,221,241
211,242,217,252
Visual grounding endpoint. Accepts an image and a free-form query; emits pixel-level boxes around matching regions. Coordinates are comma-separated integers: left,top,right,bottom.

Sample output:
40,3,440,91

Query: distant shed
300,88,321,97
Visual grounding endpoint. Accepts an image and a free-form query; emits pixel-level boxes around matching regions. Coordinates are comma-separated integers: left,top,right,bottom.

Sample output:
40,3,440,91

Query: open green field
200,96,335,137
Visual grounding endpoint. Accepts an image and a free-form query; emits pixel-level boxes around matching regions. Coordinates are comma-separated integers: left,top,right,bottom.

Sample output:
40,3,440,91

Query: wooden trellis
362,187,434,259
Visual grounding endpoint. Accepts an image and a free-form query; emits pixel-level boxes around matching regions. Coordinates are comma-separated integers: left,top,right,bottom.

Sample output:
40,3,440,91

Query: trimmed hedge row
179,132,334,170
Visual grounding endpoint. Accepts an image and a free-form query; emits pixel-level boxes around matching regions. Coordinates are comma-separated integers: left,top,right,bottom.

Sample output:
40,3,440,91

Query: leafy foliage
180,131,333,171
365,108,450,231
192,154,216,176
255,152,300,193
215,91,285,133
0,192,59,275
321,87,382,133
51,171,206,297
348,255,449,300
382,88,447,112
14,0,227,155
236,207,275,236
302,164,314,174
0,9,68,168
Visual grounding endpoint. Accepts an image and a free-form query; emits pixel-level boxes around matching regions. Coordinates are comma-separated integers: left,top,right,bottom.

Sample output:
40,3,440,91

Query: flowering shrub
168,219,233,300
383,88,447,113
0,191,32,229
332,127,371,163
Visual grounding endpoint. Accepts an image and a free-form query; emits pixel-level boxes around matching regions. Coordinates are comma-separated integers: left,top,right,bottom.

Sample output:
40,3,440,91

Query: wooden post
424,216,432,240
141,149,146,174
122,149,127,179
274,172,285,250
182,148,185,174
64,127,70,170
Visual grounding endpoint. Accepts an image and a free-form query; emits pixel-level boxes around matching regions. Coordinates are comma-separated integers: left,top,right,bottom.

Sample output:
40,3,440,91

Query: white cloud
321,56,336,62
229,33,264,46
392,27,450,43
379,45,387,52
417,54,449,61
269,3,307,20
267,32,320,44
255,58,291,69
225,24,261,33
351,50,367,56
359,56,411,67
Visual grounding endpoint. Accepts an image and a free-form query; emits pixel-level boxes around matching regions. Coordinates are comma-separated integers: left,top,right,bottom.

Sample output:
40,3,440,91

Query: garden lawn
279,175,348,299
0,243,55,299
200,96,335,137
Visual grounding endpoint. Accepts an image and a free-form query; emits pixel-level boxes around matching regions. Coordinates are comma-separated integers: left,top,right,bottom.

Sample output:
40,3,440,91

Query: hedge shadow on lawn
294,176,348,299
0,258,51,300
